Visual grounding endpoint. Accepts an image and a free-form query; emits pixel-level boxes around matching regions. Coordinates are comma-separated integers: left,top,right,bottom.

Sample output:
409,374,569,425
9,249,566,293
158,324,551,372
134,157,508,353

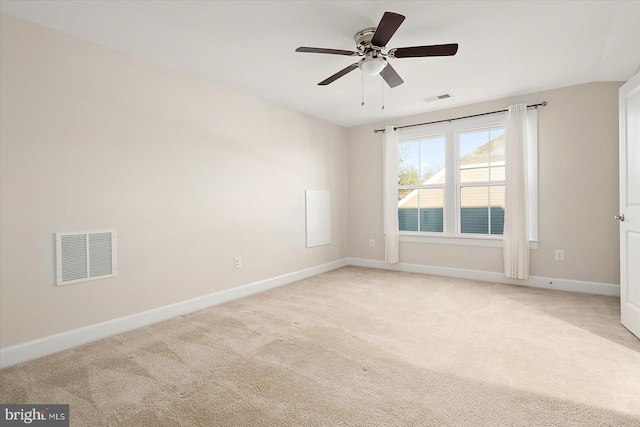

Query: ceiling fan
295,11,458,88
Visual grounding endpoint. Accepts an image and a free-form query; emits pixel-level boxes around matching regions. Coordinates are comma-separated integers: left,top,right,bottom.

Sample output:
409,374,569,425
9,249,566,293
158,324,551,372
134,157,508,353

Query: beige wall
348,82,622,285
0,14,348,348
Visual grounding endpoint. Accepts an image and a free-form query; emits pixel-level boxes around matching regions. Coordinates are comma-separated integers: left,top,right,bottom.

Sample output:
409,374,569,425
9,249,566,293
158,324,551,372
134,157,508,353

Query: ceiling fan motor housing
354,27,379,53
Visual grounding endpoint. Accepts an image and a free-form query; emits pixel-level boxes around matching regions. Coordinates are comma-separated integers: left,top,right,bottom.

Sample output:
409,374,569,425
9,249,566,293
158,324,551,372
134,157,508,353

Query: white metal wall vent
55,230,117,286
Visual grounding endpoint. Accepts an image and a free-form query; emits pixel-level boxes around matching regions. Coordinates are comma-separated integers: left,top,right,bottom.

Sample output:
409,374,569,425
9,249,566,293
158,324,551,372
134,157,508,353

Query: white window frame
397,133,447,235
397,111,538,248
456,125,506,238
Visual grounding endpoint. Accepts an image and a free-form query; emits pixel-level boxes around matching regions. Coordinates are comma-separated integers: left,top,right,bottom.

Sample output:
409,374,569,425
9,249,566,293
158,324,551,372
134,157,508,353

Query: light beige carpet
1,266,640,426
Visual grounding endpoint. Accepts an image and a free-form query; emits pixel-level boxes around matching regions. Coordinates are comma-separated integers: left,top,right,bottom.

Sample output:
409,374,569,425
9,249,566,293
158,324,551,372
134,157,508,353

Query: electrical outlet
554,250,564,261
369,239,375,247
234,256,242,269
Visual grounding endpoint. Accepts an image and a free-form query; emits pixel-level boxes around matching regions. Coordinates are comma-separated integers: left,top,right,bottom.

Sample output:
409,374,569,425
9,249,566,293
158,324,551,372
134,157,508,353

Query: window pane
490,185,505,235
398,140,420,186
459,131,489,183
398,189,418,231
460,186,489,234
420,137,446,184
491,165,505,181
490,129,505,182
419,188,444,232
398,189,413,201
460,166,489,182
459,128,505,183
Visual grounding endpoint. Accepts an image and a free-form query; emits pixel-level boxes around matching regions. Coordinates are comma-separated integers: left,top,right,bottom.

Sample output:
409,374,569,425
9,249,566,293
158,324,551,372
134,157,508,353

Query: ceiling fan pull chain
381,75,385,110
361,72,365,106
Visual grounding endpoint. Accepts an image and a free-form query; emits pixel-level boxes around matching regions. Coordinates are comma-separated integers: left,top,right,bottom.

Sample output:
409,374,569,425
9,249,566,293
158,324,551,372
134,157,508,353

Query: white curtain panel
503,104,530,279
383,125,400,264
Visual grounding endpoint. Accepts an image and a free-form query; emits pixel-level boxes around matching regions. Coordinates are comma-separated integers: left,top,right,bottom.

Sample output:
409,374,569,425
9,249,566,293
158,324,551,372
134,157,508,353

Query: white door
620,71,640,339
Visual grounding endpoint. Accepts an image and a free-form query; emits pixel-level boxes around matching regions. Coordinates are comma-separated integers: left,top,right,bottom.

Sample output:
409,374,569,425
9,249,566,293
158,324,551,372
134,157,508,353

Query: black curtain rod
373,101,547,133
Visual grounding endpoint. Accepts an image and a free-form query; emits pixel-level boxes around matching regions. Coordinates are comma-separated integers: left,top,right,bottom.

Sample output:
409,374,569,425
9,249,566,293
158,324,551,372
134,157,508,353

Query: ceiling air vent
55,230,117,286
423,93,452,102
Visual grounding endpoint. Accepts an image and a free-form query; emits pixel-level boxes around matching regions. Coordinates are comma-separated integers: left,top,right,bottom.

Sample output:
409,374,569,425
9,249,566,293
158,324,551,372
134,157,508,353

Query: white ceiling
2,1,639,128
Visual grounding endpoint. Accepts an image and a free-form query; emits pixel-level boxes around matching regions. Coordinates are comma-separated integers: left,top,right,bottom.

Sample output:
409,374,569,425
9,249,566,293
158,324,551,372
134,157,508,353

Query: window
398,136,445,232
396,111,538,246
458,128,505,235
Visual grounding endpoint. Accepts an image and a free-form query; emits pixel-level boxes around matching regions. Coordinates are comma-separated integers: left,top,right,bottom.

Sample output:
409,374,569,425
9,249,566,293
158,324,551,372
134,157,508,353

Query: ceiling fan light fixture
359,56,387,75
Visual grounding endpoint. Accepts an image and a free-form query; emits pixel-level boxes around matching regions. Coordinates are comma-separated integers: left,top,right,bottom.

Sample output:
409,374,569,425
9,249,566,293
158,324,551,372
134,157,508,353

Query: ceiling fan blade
380,63,404,88
318,63,359,86
390,43,459,59
371,12,405,47
296,47,359,56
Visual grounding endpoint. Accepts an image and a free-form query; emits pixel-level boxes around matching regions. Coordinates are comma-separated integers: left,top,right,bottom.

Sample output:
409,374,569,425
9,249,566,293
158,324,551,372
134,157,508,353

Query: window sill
399,233,539,249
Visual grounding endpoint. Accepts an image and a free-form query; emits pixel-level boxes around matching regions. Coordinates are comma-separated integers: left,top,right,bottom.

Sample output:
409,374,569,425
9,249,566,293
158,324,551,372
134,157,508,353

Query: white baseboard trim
1,257,619,368
346,257,620,297
0,259,347,369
